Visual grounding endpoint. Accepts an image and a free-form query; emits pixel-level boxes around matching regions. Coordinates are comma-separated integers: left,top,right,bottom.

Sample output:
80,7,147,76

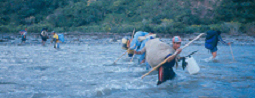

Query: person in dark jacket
205,30,230,59
40,28,49,46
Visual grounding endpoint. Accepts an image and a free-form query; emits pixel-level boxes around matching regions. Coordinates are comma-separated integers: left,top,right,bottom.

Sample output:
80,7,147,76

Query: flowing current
0,36,254,98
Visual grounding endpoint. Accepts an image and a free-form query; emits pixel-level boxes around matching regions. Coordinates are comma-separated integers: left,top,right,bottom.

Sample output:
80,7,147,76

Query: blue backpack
58,34,65,42
205,30,218,50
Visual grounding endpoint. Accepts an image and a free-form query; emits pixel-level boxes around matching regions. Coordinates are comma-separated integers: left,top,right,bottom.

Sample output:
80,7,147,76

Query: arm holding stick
134,46,147,54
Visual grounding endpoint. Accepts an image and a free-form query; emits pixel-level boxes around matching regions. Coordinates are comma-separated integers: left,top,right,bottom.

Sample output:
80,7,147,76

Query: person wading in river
135,36,183,85
205,30,230,60
19,28,27,43
40,28,49,46
121,37,135,57
51,31,60,49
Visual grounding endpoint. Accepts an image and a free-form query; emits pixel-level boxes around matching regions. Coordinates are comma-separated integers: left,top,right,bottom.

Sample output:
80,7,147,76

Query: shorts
128,54,134,57
127,49,134,57
42,38,47,41
210,47,218,53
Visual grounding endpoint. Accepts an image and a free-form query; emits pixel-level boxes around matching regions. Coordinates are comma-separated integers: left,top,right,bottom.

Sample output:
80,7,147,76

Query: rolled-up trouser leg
145,62,151,70
157,64,176,85
54,42,56,48
57,43,59,48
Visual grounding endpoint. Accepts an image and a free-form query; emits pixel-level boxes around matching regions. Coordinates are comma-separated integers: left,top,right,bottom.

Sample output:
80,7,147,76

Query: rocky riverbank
0,32,254,46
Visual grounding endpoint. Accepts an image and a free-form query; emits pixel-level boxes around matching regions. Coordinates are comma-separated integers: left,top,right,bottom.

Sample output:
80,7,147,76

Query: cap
172,36,182,42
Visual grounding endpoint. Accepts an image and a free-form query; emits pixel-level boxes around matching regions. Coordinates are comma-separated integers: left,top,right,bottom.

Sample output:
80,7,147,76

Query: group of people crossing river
120,30,231,85
18,28,232,85
19,28,64,49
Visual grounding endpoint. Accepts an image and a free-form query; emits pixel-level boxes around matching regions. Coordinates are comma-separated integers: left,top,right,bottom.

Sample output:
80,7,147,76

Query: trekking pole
114,44,136,64
129,28,136,62
130,53,135,62
229,44,235,61
114,50,128,64
128,47,138,69
141,33,205,79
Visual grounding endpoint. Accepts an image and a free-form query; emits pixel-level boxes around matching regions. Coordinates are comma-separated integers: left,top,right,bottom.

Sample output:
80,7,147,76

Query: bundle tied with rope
130,33,157,62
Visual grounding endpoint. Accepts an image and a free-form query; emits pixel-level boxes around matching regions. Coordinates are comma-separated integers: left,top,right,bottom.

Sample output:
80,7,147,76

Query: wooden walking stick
128,47,137,69
129,28,136,62
132,28,135,38
229,44,235,61
113,44,136,64
141,33,205,79
114,50,128,64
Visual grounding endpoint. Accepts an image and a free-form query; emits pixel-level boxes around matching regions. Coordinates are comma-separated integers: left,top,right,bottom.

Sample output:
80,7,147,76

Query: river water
0,38,254,98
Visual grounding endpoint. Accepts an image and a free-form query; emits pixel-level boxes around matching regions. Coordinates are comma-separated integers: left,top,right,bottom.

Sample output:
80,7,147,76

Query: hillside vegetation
0,0,254,34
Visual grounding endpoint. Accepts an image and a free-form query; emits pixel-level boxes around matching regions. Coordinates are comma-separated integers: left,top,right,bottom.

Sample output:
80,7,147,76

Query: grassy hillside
0,0,254,34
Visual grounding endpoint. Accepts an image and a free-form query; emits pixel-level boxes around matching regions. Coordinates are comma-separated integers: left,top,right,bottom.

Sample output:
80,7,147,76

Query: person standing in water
134,36,183,85
20,28,27,43
40,28,49,46
51,31,59,49
205,30,230,60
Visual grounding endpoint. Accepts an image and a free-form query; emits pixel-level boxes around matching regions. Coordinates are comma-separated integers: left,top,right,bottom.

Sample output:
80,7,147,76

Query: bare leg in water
42,41,45,46
212,51,217,59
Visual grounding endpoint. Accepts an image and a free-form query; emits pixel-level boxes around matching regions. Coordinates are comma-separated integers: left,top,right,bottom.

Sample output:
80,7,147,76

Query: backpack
58,34,65,42
41,31,49,39
41,31,47,36
205,30,218,50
